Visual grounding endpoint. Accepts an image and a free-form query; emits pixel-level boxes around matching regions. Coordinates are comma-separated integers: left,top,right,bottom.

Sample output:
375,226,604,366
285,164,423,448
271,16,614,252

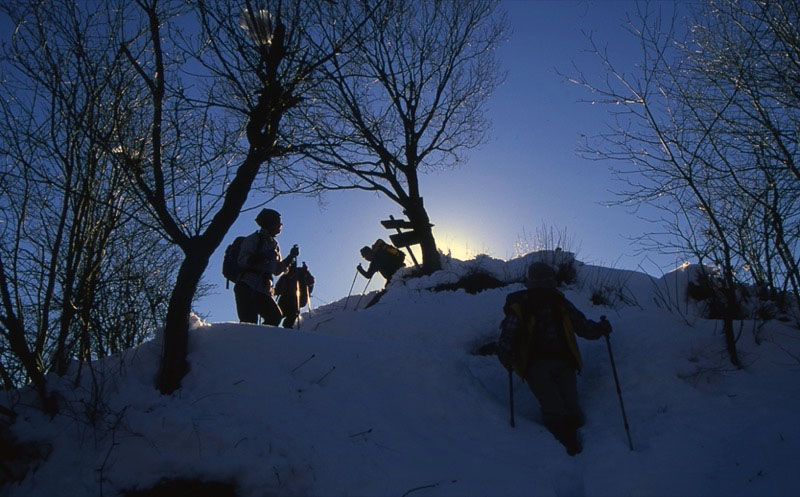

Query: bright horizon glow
437,233,486,261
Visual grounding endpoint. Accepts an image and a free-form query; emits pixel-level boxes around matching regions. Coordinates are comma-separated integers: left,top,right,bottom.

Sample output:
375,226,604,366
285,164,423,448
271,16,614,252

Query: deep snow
3,252,800,496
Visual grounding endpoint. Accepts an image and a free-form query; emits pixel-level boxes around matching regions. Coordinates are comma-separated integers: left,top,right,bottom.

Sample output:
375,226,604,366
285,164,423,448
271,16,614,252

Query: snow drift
3,252,799,497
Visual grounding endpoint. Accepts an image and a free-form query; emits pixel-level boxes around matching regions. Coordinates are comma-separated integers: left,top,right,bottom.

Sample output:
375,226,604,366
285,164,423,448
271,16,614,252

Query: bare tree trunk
403,198,441,273
156,251,208,394
0,256,56,414
156,149,269,394
720,258,742,368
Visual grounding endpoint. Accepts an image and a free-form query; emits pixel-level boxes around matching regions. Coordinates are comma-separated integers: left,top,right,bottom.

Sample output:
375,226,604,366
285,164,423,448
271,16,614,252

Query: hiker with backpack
275,261,315,328
357,239,406,284
229,208,299,325
355,239,406,308
496,262,612,456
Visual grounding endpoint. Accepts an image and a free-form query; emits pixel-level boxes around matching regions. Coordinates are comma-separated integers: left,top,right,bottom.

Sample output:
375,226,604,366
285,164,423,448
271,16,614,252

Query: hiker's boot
562,427,582,456
566,409,585,429
547,417,582,456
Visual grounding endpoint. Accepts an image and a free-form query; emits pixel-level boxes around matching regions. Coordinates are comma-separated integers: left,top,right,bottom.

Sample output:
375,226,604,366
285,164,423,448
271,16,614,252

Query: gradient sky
3,1,684,323
200,0,686,322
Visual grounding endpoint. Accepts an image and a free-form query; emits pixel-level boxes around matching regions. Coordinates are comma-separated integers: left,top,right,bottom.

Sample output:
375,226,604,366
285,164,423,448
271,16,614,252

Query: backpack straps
507,290,583,373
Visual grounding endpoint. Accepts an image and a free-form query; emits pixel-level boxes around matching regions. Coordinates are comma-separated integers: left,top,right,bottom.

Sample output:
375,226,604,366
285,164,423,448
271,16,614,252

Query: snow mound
3,252,800,497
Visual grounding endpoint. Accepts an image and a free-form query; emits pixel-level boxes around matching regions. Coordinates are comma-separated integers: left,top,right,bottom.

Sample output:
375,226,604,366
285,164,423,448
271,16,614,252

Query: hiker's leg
526,359,580,454
553,362,584,427
365,289,386,308
234,284,259,324
282,313,298,329
260,296,283,326
550,361,583,455
277,295,298,328
524,359,568,427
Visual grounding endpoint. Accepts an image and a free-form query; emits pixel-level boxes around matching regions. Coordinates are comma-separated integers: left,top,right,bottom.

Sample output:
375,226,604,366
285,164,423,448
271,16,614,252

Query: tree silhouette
303,0,506,273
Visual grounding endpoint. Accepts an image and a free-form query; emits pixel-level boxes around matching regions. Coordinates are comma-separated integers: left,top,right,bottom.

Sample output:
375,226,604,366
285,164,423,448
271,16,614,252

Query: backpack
372,239,405,263
507,289,582,374
222,236,246,287
275,262,315,307
222,233,256,287
297,263,315,307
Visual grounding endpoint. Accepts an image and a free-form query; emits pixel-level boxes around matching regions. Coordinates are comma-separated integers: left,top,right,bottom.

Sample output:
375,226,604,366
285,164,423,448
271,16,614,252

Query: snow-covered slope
4,252,800,496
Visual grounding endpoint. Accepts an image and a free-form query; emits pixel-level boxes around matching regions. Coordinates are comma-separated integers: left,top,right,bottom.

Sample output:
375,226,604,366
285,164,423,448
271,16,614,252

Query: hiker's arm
357,262,376,278
564,300,610,339
277,245,299,274
496,297,520,370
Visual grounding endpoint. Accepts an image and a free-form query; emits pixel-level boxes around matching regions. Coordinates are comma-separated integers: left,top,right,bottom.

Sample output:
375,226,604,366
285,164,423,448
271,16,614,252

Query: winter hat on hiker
256,208,281,229
527,262,557,289
360,246,373,260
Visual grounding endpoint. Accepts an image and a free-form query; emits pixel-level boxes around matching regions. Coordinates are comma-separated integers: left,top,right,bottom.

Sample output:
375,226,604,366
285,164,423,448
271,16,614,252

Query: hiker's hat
256,208,281,229
527,262,557,289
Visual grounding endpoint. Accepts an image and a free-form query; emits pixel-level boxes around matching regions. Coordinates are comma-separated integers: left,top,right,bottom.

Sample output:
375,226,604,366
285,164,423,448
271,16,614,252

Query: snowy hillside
3,252,800,497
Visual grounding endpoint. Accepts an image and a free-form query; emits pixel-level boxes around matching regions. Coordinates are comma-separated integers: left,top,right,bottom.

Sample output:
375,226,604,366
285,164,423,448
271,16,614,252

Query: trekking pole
354,275,373,310
295,281,301,330
508,368,515,428
306,292,314,318
604,332,634,451
343,269,359,310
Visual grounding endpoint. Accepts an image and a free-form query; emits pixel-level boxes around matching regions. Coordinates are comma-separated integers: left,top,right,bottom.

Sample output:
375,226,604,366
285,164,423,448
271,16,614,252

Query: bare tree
302,0,507,273
0,0,179,411
572,0,800,365
0,0,370,400
694,0,800,304
109,0,368,393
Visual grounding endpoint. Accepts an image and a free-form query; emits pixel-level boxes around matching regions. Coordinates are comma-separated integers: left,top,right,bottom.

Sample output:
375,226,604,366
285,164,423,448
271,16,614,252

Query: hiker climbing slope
357,239,406,284
355,239,406,308
496,262,612,456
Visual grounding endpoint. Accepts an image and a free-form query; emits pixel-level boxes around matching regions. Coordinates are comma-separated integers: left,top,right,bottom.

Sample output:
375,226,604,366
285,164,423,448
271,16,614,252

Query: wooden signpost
380,214,429,268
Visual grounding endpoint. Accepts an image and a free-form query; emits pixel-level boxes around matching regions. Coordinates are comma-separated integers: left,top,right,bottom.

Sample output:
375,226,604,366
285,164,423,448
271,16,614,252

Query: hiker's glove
289,245,299,259
599,316,612,336
357,263,363,271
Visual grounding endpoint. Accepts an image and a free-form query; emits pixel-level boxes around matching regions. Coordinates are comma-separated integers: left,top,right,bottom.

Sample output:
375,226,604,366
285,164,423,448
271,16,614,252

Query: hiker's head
526,262,556,289
256,208,282,235
360,246,373,261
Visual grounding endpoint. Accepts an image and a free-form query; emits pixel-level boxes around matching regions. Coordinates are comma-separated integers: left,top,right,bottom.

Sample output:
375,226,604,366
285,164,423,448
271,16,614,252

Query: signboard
380,214,422,266
380,218,414,230
389,230,422,248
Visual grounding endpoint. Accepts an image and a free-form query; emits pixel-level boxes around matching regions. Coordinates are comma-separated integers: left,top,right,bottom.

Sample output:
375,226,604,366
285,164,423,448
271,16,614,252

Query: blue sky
2,1,683,323
200,0,683,322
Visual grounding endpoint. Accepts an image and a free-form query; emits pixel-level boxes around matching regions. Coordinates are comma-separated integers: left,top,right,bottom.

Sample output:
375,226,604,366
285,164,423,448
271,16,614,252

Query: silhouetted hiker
357,239,406,308
234,208,299,325
357,239,406,283
496,262,612,456
275,261,315,328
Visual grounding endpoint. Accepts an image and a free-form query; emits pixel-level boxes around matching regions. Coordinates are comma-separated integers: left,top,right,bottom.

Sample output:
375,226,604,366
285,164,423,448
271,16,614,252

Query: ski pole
508,368,515,428
343,269,359,310
354,275,373,310
605,332,634,451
